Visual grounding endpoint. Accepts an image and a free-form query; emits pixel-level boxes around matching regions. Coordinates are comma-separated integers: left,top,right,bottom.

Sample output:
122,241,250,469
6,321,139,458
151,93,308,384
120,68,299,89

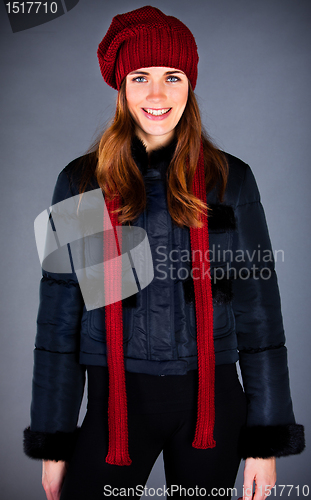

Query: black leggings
60,364,247,499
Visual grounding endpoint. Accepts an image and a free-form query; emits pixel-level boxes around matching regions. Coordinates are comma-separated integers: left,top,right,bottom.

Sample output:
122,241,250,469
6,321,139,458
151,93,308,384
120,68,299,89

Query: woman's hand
243,457,276,500
42,459,69,500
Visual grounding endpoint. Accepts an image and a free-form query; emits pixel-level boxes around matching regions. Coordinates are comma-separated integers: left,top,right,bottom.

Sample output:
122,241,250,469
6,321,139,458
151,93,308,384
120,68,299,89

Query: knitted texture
189,140,216,449
97,6,199,90
104,191,131,466
104,138,215,465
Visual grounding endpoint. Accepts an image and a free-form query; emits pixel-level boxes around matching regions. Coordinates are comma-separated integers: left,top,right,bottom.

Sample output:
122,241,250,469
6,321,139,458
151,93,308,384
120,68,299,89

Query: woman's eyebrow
128,70,185,75
164,70,185,75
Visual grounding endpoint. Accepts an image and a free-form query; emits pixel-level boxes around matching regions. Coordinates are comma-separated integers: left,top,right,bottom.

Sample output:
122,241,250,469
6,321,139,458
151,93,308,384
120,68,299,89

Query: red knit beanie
97,5,199,90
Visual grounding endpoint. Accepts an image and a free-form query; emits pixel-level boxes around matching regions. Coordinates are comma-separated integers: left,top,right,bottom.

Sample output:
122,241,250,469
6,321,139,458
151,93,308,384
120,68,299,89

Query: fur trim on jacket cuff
23,426,81,462
239,424,305,459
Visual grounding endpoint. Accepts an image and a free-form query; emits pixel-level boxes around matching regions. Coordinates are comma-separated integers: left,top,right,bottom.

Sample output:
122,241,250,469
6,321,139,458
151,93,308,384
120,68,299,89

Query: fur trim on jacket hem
23,426,81,462
239,424,305,459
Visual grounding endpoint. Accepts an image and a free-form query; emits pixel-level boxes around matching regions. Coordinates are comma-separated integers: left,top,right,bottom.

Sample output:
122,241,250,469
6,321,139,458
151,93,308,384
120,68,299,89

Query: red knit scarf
104,138,215,466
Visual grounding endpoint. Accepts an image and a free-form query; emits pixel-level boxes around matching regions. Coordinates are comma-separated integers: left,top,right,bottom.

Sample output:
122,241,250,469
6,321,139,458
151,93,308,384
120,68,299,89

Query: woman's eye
167,76,180,82
133,76,147,82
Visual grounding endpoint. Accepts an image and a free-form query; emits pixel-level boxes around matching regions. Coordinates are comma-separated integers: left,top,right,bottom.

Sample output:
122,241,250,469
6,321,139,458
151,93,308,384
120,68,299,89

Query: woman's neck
135,129,175,153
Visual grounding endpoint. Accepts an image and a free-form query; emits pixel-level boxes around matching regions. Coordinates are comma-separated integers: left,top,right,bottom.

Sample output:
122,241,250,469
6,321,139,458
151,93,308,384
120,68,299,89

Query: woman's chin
139,125,174,139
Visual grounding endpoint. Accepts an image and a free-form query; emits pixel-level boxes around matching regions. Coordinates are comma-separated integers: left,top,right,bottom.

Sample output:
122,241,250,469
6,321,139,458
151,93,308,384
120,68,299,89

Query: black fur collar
131,135,177,177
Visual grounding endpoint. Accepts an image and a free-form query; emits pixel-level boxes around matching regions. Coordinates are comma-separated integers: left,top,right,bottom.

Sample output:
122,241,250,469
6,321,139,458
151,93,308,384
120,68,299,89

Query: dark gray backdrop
0,0,310,498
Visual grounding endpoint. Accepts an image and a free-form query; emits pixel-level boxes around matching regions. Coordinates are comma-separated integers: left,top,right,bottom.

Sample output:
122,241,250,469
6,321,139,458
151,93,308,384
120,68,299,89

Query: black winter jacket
23,136,305,462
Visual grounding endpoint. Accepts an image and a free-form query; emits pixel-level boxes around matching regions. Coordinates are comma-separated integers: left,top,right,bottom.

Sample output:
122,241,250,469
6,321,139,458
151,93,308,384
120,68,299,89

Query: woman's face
125,66,189,151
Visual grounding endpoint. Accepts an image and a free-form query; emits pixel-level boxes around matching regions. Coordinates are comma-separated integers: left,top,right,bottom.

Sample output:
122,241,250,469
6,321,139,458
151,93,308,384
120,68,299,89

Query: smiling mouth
142,108,172,116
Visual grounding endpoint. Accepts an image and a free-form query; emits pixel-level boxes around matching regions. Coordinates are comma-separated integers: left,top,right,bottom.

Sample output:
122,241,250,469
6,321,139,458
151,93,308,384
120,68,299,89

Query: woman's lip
141,108,172,120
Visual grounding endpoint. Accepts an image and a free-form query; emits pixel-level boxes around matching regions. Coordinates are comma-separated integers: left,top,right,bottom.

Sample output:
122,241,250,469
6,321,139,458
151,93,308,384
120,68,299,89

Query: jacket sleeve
23,168,86,462
231,163,305,459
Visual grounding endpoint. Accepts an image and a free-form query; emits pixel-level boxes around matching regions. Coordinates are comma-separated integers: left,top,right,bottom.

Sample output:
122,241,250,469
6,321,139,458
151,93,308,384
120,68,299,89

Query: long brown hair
78,79,228,228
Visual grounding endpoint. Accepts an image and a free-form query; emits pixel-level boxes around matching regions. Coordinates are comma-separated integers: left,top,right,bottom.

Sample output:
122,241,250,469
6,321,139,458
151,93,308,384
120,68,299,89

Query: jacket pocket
87,305,134,343
187,301,235,340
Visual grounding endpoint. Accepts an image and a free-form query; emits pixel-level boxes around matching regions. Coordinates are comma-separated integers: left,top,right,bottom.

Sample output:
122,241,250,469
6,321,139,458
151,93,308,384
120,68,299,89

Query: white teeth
144,108,171,116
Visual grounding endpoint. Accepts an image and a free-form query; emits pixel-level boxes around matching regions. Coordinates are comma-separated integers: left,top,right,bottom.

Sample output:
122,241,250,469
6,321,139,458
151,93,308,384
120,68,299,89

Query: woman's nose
146,83,167,103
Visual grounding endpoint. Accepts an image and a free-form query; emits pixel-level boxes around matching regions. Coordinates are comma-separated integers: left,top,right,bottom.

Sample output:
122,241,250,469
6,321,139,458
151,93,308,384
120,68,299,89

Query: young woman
23,6,305,500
